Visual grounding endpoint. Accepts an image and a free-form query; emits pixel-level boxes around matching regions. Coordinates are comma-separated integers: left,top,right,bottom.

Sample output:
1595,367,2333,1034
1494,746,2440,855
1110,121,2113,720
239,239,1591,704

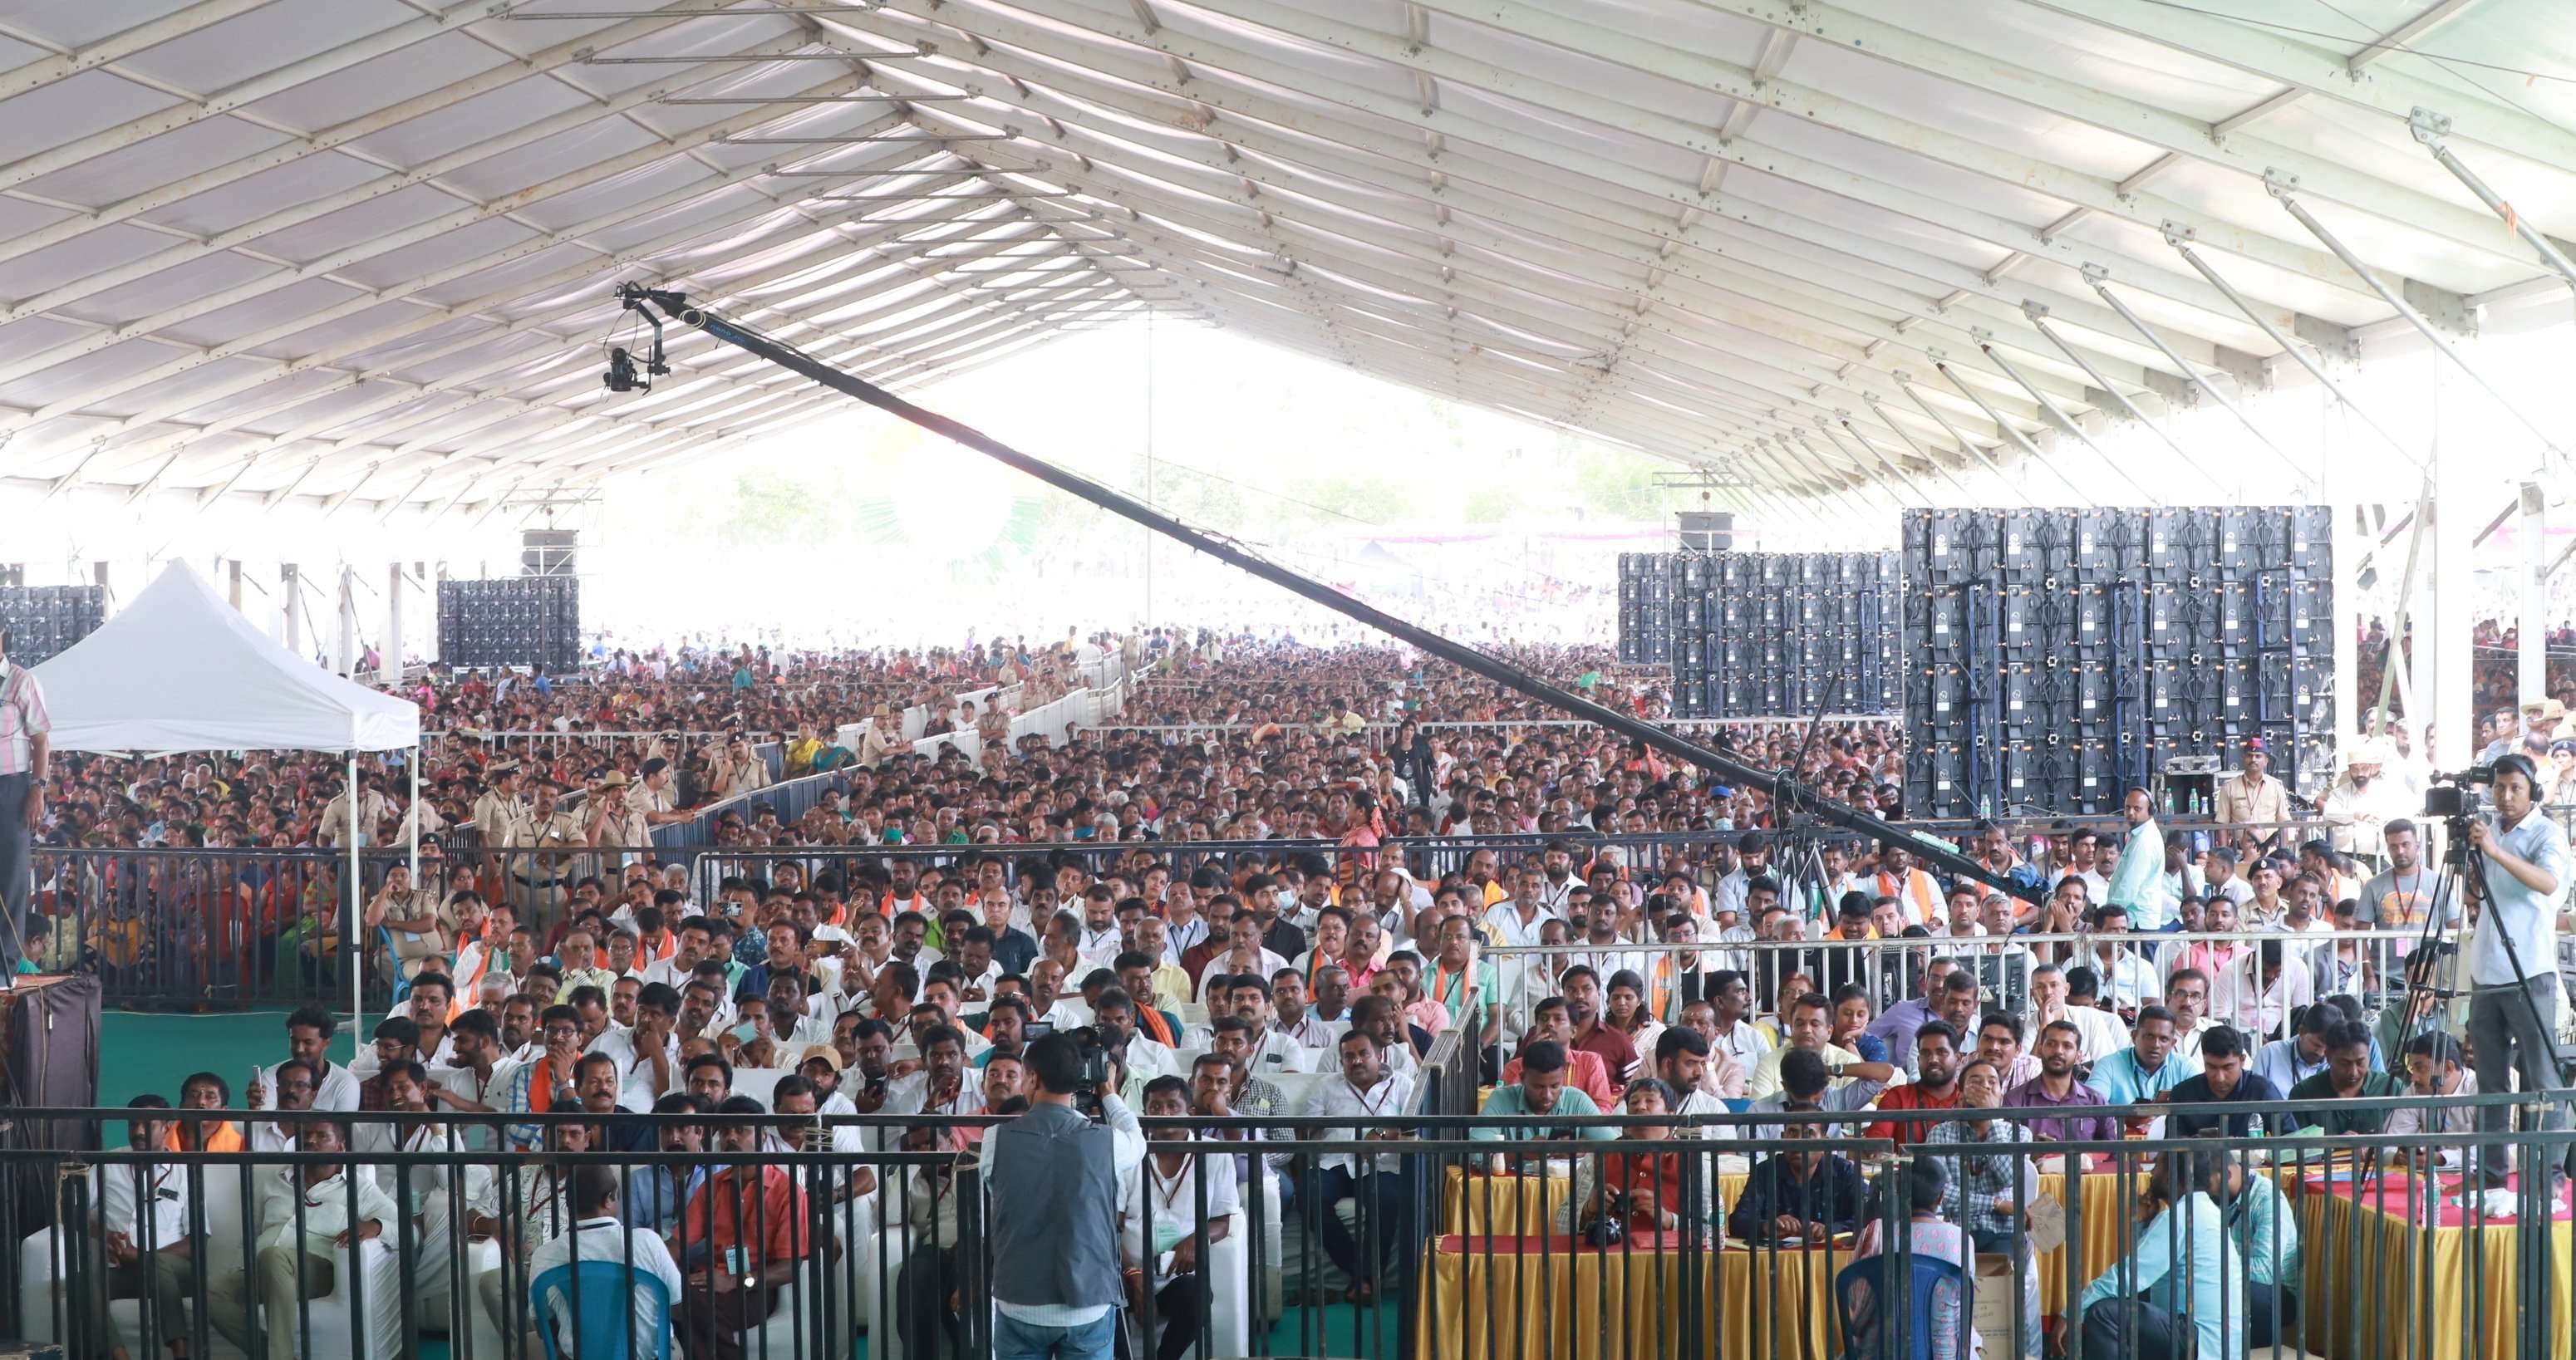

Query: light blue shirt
2105,817,2175,930
2084,1045,2200,1105
1468,1084,1616,1142
2081,1191,2245,1358
2470,805,2570,989
2249,1038,2325,1097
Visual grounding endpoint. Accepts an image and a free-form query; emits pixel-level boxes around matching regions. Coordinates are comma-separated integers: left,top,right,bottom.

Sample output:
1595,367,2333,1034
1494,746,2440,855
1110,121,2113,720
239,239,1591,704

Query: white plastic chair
746,1251,854,1360
17,1169,251,1360
273,1238,406,1360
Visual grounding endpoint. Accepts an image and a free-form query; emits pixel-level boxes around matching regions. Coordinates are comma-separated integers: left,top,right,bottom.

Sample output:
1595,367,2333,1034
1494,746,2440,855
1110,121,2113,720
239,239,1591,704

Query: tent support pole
2162,231,2430,478
1929,361,2093,505
347,751,361,1043
2266,174,2569,471
2082,268,2306,490
1973,340,2163,506
2019,305,2234,496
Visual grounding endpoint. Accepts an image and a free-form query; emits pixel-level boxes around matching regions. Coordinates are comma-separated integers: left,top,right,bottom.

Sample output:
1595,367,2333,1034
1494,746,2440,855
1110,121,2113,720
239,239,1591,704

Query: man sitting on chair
528,1165,683,1358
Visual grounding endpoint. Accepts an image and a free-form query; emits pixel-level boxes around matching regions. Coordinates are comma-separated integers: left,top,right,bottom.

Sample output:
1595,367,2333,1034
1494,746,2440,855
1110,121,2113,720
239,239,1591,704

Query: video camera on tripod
2424,765,2496,867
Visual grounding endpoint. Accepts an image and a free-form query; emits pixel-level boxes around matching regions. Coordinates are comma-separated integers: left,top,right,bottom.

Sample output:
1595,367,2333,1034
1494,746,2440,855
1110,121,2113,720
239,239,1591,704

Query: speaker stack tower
0,585,107,665
435,577,582,674
1900,507,2333,819
1620,552,1900,719
1616,553,1673,665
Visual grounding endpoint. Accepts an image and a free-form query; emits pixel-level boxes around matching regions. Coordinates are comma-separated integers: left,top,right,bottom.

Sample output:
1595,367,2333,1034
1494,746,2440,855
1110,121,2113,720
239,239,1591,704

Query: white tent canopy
4,1,2576,515
33,562,420,754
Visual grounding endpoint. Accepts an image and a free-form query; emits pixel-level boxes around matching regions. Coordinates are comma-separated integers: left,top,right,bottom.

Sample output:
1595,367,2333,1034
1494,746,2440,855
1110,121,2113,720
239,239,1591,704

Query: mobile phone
730,1022,760,1043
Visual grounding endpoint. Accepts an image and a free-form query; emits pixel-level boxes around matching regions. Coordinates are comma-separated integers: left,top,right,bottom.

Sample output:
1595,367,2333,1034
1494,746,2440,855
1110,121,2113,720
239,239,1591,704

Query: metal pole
1896,377,2036,500
1815,419,1937,506
386,562,404,680
2370,481,2433,739
2268,175,2569,468
2425,361,2474,773
2412,108,2576,295
1848,404,1989,504
1930,360,2094,504
347,752,362,1043
2082,268,2308,489
2019,305,2236,500
1795,431,1908,512
1143,307,1154,626
2520,482,2549,705
1973,340,2164,505
2164,232,2431,477
621,283,2043,902
282,563,301,653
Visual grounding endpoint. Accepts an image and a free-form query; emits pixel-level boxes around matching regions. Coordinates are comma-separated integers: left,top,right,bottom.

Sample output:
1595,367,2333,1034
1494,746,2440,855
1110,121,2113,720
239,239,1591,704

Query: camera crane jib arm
611,283,2042,906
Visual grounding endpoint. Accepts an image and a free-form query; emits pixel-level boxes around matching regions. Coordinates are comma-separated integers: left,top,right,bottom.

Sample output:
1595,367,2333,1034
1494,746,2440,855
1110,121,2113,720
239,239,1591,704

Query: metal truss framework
1,0,2573,514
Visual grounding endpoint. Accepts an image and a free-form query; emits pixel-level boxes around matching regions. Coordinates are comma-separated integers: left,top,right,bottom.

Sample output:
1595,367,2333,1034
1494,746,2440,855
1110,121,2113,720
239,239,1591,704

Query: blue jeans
994,1308,1118,1360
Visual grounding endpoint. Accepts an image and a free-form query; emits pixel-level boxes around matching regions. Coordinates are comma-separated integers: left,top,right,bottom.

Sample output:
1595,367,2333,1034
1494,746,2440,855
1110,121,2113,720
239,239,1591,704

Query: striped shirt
0,661,48,778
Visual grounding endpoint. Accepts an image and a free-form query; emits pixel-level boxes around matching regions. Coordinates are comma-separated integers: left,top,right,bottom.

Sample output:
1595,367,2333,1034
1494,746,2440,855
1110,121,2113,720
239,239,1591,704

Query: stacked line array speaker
1621,552,1901,718
0,586,106,665
436,577,581,674
1901,507,2333,819
1616,553,1673,665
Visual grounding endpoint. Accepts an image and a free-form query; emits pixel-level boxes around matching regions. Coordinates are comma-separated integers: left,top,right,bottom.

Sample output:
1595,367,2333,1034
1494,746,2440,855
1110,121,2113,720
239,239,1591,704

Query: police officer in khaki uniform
585,771,651,874
472,763,532,847
517,778,586,927
316,771,393,848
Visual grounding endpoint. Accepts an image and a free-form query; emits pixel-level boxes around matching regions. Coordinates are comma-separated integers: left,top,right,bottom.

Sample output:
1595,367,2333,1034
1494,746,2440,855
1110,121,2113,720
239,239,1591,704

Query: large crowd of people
14,625,2576,1360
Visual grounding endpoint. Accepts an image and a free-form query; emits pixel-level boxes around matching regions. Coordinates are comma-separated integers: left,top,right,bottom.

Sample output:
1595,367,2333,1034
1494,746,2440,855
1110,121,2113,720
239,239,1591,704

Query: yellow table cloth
1415,1234,1841,1360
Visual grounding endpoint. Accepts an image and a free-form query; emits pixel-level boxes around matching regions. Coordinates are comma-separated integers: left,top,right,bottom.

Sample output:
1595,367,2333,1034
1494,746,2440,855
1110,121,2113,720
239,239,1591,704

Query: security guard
517,778,586,927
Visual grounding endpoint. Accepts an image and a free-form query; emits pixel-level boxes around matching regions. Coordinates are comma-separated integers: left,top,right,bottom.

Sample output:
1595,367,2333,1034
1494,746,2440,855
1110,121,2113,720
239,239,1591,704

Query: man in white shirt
94,1097,198,1360
1296,1029,1416,1294
2028,962,2130,1064
265,1004,361,1112
527,1166,685,1356
885,1025,988,1119
210,1118,400,1360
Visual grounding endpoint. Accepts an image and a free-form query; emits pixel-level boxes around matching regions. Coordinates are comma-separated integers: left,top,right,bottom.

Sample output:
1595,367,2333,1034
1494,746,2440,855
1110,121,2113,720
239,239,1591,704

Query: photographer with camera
2453,754,2575,1196
980,1029,1144,1359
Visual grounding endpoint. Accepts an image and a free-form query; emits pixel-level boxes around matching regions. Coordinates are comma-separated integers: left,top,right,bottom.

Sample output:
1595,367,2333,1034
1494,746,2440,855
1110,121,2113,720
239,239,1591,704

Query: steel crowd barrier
2,1094,2566,1360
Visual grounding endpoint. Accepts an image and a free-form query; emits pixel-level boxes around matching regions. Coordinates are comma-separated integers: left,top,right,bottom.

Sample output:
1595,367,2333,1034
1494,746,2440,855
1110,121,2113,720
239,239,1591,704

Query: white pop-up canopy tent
37,562,418,754
35,561,422,1036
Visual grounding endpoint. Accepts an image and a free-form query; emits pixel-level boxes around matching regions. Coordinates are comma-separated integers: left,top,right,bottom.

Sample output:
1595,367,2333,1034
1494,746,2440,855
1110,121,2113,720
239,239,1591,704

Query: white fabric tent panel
116,0,409,95
34,562,420,754
24,118,292,210
243,30,522,133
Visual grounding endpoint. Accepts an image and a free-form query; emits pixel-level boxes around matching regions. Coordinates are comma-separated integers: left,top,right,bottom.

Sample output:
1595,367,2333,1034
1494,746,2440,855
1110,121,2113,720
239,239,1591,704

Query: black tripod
2413,815,2574,1196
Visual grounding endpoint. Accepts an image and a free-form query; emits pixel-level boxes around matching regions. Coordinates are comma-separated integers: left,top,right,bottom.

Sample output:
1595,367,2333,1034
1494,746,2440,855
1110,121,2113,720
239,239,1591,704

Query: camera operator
2462,754,2574,1194
980,1029,1145,1358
